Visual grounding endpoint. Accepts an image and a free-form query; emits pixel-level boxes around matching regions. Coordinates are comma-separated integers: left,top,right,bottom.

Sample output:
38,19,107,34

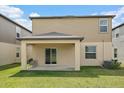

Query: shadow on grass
0,63,20,71
11,66,124,78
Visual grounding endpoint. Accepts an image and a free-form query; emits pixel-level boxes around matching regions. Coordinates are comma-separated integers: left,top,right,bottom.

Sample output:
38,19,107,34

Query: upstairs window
16,26,21,38
16,33,20,38
99,18,108,32
116,33,119,38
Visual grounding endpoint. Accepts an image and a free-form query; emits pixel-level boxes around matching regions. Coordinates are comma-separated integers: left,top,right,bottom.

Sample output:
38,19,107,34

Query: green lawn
0,63,124,88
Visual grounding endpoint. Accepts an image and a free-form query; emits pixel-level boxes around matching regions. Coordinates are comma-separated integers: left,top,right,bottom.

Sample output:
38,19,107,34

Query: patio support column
75,41,80,71
21,41,27,70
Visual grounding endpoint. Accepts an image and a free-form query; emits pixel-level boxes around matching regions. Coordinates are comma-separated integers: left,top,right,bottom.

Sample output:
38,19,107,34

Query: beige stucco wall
30,44,75,67
0,42,32,66
0,42,20,66
0,16,16,44
27,44,33,60
30,42,112,67
21,29,32,37
24,39,112,67
0,16,32,66
0,16,31,44
21,39,81,70
20,17,113,68
81,42,112,66
32,17,112,42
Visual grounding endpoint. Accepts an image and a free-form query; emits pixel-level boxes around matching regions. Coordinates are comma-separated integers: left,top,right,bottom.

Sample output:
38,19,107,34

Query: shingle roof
30,15,115,20
18,32,84,41
0,13,32,33
112,23,124,31
34,32,72,36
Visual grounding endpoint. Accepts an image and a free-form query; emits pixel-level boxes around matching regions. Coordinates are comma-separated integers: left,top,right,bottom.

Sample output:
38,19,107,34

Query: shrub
111,60,121,69
103,60,121,69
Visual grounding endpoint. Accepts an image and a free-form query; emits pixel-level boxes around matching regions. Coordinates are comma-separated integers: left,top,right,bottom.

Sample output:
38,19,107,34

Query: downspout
102,40,104,63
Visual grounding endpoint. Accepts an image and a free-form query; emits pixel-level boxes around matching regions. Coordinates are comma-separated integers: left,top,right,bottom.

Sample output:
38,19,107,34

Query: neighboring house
0,13,32,66
112,23,124,63
20,15,114,71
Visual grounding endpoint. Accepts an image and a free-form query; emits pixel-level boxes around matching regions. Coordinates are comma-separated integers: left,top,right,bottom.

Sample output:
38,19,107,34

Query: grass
0,63,124,88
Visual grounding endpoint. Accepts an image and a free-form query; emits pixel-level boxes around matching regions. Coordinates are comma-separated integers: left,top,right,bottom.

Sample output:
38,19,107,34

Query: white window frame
45,48,57,65
116,33,119,38
85,46,96,59
99,18,108,33
16,47,20,58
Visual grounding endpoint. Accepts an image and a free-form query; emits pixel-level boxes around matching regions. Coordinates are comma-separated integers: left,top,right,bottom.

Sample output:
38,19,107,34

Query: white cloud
0,5,23,18
100,7,124,19
91,6,124,28
29,12,40,17
14,19,32,30
112,19,120,28
101,7,124,27
101,11,116,15
0,5,31,30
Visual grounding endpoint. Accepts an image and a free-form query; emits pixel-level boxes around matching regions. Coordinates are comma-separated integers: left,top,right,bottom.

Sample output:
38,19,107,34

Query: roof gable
34,32,72,36
18,32,84,41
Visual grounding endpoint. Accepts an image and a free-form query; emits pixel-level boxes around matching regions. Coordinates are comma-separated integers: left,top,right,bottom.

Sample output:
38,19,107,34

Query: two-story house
0,13,32,66
112,23,124,64
20,15,114,71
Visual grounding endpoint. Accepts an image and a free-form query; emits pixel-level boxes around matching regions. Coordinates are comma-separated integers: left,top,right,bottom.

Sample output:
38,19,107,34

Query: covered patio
19,32,83,71
29,65,75,71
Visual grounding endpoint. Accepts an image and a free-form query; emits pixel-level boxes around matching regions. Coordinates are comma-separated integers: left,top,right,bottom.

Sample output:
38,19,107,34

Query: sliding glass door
45,48,57,64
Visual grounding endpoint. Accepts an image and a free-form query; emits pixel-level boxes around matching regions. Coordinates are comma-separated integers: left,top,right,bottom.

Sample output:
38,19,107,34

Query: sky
0,5,124,30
